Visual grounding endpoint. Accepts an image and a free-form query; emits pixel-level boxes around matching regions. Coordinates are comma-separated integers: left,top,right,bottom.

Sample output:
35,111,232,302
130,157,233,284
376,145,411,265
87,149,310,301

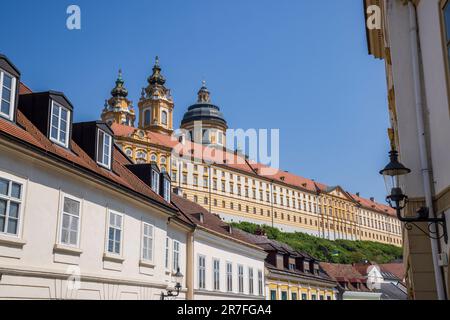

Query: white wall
0,144,187,300
192,229,266,300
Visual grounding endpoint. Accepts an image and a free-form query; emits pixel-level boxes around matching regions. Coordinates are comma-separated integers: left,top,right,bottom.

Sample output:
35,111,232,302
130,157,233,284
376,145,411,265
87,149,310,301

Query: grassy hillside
231,222,403,264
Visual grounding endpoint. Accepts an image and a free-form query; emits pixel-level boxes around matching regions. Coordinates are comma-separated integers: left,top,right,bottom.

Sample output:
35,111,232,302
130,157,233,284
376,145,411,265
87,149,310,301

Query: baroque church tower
101,70,136,127
138,57,174,135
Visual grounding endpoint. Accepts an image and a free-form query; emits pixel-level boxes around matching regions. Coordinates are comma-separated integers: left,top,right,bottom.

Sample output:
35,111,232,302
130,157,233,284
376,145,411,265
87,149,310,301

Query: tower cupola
180,81,227,147
138,56,174,135
101,69,135,127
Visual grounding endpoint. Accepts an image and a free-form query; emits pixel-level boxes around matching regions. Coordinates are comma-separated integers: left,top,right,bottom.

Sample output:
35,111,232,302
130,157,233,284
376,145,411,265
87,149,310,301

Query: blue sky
1,0,391,202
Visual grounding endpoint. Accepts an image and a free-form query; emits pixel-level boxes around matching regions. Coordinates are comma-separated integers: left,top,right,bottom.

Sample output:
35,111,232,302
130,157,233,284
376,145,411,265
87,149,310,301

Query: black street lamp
160,267,184,300
380,149,447,243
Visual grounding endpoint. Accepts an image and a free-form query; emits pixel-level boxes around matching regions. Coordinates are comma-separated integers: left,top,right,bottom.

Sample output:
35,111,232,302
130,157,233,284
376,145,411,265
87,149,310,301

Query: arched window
161,110,168,125
137,151,147,160
144,109,151,126
151,154,157,162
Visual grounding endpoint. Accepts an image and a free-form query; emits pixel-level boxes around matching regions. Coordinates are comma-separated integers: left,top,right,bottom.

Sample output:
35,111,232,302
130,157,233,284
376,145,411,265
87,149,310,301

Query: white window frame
141,222,154,262
172,240,180,272
213,258,220,291
198,255,206,290
107,211,123,255
0,177,23,237
248,267,254,295
97,129,112,169
164,236,170,270
258,269,263,296
49,100,70,148
238,264,244,293
163,178,171,203
151,169,159,193
0,69,17,121
226,262,233,292
58,194,82,247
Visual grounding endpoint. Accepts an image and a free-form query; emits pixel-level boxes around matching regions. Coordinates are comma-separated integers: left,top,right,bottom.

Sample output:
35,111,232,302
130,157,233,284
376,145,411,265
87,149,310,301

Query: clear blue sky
1,0,391,202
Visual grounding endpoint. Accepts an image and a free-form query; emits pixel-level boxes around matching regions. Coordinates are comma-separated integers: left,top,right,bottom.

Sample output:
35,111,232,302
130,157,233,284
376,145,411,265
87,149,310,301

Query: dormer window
50,101,70,148
0,55,20,122
97,129,112,169
0,70,17,121
151,167,159,193
160,172,171,203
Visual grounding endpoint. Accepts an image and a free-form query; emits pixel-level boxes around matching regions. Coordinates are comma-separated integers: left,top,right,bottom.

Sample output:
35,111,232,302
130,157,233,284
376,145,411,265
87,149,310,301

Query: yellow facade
266,280,335,300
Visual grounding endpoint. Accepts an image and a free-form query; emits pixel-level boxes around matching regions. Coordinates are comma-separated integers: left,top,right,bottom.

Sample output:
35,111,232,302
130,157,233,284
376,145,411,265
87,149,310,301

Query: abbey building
101,57,403,247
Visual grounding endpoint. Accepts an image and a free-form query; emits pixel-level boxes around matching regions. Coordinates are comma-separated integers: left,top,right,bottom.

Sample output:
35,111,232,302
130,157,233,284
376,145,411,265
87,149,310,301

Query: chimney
356,192,360,197
255,227,265,236
370,197,375,202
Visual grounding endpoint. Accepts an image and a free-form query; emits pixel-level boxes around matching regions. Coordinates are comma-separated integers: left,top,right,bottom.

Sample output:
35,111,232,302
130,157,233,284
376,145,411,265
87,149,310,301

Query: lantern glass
174,267,184,285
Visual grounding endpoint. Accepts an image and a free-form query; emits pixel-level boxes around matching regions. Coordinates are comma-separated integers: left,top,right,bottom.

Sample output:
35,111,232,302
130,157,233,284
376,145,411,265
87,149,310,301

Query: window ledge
53,243,83,256
165,270,171,275
0,234,26,248
139,260,156,268
103,252,125,263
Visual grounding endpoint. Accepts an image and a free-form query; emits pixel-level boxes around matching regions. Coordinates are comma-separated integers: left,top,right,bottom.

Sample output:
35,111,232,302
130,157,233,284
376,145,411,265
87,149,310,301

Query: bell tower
138,56,174,135
101,69,135,127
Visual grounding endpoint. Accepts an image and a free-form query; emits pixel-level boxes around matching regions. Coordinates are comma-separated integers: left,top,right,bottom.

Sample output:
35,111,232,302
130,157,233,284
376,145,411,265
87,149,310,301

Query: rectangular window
0,178,22,236
97,129,112,169
142,223,154,261
163,178,171,202
270,290,277,300
50,101,70,148
0,70,16,121
258,270,263,295
226,262,233,292
302,293,307,300
248,267,254,295
444,1,450,71
213,259,220,291
292,292,298,300
198,255,206,289
165,237,170,269
311,294,317,300
151,170,159,193
281,291,288,300
60,196,80,246
238,264,244,293
173,240,180,271
107,212,122,254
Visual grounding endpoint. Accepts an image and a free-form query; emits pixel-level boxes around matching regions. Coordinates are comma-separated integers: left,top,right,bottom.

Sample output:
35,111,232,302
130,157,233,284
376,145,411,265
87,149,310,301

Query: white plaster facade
0,142,188,300
191,229,266,300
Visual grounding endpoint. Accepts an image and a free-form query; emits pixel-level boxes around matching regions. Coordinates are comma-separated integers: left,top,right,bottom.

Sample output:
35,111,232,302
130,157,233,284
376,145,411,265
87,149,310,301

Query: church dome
181,81,227,128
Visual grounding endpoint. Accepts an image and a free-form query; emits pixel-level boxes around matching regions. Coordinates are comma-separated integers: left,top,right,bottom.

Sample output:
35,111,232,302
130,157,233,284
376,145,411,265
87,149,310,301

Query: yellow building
101,57,403,247
233,228,337,300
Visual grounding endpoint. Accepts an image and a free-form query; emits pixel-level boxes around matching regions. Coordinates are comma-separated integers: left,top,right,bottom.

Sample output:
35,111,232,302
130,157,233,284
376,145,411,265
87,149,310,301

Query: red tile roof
379,263,405,281
171,194,264,251
0,99,177,213
319,262,371,291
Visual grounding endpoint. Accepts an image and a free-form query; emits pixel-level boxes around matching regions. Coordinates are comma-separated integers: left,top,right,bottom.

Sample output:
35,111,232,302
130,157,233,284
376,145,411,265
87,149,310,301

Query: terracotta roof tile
0,110,176,211
171,194,262,250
